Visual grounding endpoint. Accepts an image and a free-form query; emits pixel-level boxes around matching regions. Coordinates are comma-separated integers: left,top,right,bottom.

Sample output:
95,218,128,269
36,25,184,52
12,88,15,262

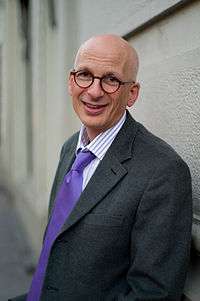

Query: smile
82,101,107,115
83,102,107,109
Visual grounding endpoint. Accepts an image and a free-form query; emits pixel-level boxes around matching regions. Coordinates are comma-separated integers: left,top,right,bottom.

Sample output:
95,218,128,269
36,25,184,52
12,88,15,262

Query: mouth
82,101,107,115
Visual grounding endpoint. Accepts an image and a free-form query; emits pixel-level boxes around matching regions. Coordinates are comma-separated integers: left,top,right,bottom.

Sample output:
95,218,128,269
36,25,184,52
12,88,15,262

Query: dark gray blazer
10,111,192,301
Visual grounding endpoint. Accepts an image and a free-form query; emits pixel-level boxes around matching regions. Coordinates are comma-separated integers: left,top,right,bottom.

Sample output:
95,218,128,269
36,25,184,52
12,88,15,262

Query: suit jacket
10,111,192,301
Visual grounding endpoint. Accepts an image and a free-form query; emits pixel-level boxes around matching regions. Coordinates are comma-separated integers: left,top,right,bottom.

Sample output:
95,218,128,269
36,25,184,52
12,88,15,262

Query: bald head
74,34,139,81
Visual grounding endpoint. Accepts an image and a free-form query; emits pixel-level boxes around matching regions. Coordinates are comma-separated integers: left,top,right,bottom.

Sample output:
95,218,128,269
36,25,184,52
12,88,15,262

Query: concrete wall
74,0,189,42
0,0,82,256
0,0,4,159
128,0,200,236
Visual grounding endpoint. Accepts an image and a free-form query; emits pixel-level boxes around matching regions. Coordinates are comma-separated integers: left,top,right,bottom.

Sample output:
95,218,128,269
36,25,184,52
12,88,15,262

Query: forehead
75,42,128,76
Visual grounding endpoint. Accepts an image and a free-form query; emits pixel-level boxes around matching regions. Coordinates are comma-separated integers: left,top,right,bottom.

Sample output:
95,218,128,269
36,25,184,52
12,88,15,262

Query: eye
103,75,120,86
76,70,93,81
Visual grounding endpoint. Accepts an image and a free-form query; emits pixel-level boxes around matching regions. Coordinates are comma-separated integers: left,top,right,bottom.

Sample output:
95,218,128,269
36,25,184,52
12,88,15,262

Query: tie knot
71,150,96,172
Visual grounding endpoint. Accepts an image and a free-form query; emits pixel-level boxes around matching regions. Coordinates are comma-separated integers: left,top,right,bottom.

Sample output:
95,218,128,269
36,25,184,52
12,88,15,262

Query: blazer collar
108,110,138,163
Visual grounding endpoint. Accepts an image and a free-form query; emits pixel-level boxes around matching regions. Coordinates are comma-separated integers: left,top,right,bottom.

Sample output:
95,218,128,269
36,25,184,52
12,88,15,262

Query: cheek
111,93,127,110
72,96,81,112
70,86,82,104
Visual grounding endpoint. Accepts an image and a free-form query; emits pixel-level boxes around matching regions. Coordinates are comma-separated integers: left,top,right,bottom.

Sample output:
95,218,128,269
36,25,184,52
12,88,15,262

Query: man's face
68,38,139,140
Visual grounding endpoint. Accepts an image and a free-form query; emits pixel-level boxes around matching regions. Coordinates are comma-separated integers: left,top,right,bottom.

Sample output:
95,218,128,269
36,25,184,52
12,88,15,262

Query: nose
87,78,105,98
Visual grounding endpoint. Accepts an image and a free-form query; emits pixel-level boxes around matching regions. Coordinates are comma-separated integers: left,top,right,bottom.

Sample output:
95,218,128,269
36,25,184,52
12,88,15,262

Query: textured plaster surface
128,1,200,252
132,50,200,214
128,4,200,297
76,0,187,42
0,188,32,300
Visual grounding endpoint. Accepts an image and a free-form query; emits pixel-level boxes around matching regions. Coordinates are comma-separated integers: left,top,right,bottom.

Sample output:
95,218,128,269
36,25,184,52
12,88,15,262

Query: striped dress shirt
76,111,126,190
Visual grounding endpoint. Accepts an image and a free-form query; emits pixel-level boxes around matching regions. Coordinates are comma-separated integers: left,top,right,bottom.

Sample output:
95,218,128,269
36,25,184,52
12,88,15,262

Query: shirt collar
76,111,126,160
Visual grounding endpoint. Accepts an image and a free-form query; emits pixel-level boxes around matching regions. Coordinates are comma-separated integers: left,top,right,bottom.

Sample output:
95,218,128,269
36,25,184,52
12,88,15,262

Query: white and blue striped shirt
76,111,126,189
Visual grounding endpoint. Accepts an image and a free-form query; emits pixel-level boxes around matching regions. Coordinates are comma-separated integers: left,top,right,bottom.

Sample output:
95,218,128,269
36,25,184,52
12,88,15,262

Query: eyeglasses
70,70,135,94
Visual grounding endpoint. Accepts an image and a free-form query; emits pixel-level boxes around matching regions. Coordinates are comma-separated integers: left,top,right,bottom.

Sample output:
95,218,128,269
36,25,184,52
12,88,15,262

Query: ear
127,83,140,107
68,74,73,96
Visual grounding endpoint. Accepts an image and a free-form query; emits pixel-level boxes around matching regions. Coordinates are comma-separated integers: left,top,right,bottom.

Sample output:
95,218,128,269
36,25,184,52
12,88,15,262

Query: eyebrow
75,67,122,79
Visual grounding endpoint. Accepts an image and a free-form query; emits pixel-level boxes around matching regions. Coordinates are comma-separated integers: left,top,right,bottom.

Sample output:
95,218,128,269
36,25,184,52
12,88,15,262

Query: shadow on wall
0,185,34,300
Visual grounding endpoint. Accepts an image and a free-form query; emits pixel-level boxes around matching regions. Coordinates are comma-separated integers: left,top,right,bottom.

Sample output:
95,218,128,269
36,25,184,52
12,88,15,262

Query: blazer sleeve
117,157,192,301
48,143,66,217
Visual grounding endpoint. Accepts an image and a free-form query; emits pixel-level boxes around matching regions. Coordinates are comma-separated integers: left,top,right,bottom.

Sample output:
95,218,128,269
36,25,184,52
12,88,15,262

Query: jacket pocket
83,213,124,227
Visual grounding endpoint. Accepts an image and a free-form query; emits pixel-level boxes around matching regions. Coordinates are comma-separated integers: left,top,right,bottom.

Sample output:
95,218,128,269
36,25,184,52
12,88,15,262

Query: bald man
11,35,192,301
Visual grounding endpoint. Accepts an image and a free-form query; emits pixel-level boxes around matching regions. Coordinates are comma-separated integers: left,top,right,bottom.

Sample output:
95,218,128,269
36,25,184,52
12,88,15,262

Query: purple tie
27,150,96,301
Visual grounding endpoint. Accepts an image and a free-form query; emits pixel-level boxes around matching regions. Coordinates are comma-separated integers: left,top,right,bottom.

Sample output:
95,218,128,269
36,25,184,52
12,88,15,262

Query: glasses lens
102,76,120,93
75,71,93,88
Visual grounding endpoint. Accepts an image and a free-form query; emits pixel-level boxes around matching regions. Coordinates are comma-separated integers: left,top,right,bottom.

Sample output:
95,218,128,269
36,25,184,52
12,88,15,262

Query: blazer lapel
60,111,139,234
48,134,78,219
59,136,78,183
60,152,127,233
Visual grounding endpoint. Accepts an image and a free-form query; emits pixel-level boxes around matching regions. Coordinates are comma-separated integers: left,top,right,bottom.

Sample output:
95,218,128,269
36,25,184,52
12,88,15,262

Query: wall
0,0,4,159
0,0,82,256
127,4,200,299
75,0,191,41
129,1,200,227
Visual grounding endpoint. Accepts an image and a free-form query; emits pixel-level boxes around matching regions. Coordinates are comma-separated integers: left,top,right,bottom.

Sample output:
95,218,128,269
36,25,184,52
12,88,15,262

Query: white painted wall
129,1,200,218
75,0,188,41
1,0,29,183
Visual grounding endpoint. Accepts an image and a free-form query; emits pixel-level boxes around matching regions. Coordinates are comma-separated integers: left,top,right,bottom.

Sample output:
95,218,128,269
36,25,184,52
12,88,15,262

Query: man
11,34,192,300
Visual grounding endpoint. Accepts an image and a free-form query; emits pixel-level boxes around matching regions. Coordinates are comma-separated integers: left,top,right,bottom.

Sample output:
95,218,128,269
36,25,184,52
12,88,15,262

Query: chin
85,122,104,131
81,115,105,127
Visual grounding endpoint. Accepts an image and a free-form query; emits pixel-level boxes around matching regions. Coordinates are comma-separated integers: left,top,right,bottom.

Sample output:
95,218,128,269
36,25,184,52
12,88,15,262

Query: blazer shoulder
60,132,79,159
134,122,190,172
